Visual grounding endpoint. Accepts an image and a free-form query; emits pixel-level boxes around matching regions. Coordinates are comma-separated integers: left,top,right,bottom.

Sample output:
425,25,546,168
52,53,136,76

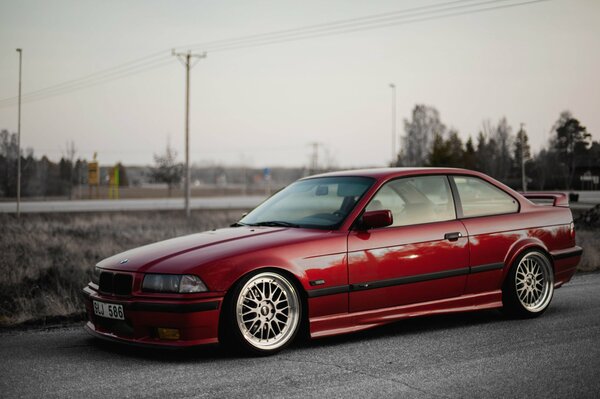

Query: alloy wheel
514,252,554,312
235,272,300,351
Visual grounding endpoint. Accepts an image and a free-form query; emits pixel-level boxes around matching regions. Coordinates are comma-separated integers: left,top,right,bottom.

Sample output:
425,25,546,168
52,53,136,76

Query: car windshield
239,176,375,230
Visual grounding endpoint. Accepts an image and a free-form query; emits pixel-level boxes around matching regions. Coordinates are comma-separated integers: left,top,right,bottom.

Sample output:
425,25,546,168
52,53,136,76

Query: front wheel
503,250,554,318
222,271,302,355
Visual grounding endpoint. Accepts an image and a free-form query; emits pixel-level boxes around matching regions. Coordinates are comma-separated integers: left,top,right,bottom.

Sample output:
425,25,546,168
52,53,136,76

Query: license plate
93,300,125,320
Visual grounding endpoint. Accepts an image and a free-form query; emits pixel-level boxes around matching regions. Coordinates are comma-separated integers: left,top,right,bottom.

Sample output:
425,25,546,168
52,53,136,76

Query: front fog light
157,328,180,340
91,266,102,285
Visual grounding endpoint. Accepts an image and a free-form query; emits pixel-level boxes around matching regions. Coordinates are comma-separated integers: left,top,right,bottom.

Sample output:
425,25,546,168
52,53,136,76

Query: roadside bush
575,229,600,272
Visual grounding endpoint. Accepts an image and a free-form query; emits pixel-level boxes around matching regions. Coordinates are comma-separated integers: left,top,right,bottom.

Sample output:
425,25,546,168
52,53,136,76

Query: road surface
1,273,599,398
1,191,599,214
0,196,266,213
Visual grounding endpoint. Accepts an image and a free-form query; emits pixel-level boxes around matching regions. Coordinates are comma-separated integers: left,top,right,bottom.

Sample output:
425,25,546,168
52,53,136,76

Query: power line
0,50,168,104
0,0,550,108
202,0,548,54
180,0,487,52
0,56,173,107
1,0,481,106
194,0,513,53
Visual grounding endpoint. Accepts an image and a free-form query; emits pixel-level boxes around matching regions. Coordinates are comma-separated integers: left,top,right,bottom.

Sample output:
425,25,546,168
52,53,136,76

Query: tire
502,250,554,318
220,270,302,356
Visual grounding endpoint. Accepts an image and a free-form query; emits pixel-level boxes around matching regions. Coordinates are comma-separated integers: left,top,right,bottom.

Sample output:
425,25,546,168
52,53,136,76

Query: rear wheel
503,250,554,318
222,271,302,356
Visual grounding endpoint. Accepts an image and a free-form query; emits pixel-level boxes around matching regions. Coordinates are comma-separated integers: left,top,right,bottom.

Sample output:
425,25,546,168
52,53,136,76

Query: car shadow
86,336,227,362
296,308,504,350
86,308,506,361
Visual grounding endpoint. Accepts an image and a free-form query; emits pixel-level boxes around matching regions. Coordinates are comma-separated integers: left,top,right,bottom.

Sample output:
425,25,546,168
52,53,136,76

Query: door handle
444,232,462,241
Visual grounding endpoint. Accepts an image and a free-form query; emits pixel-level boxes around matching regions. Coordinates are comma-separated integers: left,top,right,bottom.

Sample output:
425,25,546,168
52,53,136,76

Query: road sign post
263,168,271,196
88,153,99,199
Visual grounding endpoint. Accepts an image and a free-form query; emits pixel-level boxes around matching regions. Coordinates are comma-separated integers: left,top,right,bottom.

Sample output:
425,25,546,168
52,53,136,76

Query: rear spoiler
520,192,569,207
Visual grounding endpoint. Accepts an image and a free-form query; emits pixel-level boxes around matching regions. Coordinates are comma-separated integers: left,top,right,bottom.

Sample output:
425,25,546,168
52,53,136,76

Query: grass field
0,211,597,327
0,211,240,327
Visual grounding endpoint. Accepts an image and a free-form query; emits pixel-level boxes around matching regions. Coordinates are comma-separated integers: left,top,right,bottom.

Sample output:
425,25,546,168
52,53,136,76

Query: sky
0,0,599,169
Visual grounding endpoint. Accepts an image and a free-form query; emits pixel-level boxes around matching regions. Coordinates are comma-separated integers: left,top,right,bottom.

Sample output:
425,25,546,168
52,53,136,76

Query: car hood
97,226,331,274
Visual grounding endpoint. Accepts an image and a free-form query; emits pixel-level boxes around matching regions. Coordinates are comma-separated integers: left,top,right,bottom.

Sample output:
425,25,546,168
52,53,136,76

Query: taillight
570,222,576,239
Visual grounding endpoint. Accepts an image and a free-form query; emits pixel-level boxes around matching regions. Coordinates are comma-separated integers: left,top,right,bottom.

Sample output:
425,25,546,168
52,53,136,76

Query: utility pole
16,49,22,218
519,123,527,192
309,142,320,174
389,83,397,166
172,49,206,217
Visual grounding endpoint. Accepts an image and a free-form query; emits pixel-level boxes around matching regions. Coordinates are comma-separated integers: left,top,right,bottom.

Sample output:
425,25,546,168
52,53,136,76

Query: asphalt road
0,196,265,213
2,273,599,398
1,191,599,214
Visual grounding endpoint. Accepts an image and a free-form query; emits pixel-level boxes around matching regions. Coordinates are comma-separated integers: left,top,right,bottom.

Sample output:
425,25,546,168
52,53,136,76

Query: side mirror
360,210,393,230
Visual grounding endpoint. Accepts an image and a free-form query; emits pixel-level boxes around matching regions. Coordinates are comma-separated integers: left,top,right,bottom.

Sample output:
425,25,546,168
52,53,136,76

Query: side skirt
309,290,502,339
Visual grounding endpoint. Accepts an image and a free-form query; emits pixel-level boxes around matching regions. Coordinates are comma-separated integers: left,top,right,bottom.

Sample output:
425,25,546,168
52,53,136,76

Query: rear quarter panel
463,204,576,294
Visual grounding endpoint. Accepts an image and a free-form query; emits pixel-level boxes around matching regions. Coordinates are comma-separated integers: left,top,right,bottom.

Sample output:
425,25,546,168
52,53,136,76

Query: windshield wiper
249,221,300,228
230,222,247,227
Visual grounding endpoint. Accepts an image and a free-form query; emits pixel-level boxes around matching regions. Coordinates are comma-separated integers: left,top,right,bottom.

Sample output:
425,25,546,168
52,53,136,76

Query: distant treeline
0,131,85,198
0,131,132,198
395,107,598,190
1,107,598,198
0,130,307,198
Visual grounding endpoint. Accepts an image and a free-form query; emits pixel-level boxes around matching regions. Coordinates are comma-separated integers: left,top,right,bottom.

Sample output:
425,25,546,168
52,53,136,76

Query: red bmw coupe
83,168,582,355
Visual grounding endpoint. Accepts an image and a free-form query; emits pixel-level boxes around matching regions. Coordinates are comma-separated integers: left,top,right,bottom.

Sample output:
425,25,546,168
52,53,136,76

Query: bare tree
493,117,513,180
151,141,183,197
476,118,514,180
63,141,77,199
0,130,18,197
400,105,445,166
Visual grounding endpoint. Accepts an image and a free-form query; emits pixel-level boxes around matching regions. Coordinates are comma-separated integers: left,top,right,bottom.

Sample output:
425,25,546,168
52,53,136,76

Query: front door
348,175,469,312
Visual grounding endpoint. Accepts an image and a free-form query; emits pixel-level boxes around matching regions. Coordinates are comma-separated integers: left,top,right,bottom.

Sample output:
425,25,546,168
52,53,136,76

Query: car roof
306,167,481,181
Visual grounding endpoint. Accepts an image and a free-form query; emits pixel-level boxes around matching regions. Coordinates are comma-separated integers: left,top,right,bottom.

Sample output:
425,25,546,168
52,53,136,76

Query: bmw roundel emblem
119,258,129,264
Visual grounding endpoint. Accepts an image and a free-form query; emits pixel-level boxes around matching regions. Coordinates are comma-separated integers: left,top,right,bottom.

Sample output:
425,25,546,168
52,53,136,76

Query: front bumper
82,285,223,348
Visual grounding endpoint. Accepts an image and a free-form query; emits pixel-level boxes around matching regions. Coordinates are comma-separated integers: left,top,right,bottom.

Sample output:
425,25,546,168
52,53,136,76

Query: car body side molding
470,262,504,273
307,263,506,298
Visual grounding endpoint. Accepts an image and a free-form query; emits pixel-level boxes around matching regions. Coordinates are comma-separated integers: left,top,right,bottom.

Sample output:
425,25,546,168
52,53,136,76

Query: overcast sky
0,0,598,168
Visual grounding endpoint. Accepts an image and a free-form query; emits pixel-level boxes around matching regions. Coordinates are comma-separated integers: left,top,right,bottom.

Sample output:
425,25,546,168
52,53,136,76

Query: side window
452,175,518,217
366,175,456,227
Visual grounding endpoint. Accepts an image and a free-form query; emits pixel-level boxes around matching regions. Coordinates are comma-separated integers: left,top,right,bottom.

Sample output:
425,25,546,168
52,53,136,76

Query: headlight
91,266,102,285
142,274,208,293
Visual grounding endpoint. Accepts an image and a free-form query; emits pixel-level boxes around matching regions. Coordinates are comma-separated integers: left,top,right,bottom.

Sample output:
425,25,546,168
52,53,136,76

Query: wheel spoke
235,273,300,350
513,253,554,312
242,309,256,317
267,322,277,339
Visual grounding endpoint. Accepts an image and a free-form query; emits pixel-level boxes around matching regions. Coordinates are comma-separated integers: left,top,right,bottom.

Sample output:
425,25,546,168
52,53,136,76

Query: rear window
452,176,518,217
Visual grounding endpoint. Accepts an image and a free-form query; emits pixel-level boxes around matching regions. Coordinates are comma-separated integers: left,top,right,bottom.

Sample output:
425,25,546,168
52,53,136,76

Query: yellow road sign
88,161,99,186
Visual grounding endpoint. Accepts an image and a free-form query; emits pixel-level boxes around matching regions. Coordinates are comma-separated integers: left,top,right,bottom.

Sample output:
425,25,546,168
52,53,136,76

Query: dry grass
0,210,240,327
0,211,598,327
575,229,600,272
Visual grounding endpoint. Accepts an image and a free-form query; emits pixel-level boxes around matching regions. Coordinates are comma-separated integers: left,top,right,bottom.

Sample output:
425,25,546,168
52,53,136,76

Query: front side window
365,175,456,227
240,176,374,229
452,175,518,217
